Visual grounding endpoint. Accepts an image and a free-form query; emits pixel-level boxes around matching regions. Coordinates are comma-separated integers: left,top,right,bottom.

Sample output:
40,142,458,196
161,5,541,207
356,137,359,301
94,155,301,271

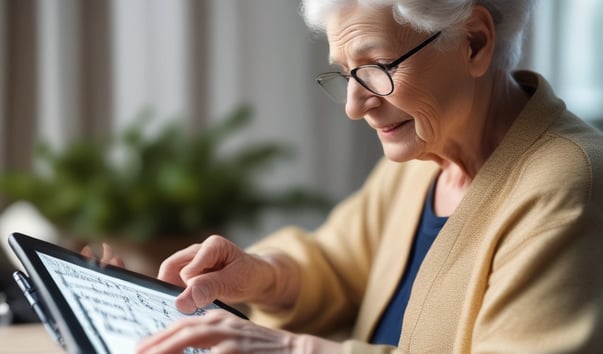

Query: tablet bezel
9,232,246,354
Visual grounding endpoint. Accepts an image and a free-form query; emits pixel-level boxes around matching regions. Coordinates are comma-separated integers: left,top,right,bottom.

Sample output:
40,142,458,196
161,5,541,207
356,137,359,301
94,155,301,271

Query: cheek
390,78,441,142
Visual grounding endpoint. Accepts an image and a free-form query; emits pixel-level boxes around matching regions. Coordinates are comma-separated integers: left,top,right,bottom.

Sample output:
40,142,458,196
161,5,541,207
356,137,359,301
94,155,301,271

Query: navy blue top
371,182,448,346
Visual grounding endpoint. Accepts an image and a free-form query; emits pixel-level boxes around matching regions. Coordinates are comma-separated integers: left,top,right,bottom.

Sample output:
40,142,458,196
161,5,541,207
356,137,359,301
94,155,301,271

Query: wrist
252,252,300,311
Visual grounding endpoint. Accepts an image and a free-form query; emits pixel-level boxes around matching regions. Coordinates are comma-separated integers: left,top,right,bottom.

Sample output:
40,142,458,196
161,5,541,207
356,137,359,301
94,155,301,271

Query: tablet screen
37,251,210,354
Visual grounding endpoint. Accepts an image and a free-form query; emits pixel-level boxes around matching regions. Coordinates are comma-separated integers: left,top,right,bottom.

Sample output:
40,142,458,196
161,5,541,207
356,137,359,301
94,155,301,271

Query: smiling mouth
379,120,411,133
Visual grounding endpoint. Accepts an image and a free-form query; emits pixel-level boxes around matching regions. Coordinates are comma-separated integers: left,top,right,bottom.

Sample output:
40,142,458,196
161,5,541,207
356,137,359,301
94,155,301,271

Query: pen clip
12,271,64,347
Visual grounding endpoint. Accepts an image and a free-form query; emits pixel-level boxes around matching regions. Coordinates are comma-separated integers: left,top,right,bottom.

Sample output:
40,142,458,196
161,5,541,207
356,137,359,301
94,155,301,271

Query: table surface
0,323,63,354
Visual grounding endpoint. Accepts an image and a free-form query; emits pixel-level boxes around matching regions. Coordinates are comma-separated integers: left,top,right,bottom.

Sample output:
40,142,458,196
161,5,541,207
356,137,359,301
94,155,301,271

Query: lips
377,120,411,133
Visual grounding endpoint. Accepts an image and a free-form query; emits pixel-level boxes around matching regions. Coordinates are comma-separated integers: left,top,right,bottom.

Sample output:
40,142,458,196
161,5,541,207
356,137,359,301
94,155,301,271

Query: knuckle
203,309,225,322
214,341,238,354
205,234,222,243
158,257,176,272
179,266,194,280
190,281,212,303
176,325,197,341
204,235,227,250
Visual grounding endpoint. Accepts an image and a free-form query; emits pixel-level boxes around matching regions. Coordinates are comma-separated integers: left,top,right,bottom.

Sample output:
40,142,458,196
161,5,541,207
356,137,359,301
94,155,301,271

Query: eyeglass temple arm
386,31,442,69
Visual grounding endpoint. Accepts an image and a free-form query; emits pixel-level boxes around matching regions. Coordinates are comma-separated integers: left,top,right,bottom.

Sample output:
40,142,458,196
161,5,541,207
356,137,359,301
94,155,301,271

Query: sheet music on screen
37,252,210,354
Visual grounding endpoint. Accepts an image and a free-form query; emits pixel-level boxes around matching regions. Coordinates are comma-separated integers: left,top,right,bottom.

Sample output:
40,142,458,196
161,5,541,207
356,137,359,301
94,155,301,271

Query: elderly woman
133,0,603,353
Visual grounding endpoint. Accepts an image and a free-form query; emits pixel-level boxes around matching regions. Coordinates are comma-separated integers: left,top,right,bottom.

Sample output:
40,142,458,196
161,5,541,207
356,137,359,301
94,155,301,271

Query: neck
439,70,528,179
432,70,529,216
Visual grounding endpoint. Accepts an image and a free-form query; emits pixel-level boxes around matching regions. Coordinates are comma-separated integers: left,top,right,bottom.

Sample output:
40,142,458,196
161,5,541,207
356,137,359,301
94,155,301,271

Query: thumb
175,272,225,313
175,286,200,314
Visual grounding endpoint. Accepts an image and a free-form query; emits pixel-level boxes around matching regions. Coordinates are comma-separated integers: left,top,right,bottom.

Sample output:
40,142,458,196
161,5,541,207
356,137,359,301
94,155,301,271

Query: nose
344,79,378,120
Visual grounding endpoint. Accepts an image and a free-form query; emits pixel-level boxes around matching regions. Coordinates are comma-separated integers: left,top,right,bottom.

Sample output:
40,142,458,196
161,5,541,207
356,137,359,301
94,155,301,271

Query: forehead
325,6,407,64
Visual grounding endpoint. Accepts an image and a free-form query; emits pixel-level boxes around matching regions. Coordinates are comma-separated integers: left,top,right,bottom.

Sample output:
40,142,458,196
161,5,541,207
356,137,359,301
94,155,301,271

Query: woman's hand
136,310,342,354
81,243,125,268
157,235,300,313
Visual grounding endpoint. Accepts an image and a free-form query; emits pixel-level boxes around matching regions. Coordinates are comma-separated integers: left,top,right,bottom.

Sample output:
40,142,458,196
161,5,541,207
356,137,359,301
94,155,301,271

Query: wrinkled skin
80,2,528,352
82,235,341,354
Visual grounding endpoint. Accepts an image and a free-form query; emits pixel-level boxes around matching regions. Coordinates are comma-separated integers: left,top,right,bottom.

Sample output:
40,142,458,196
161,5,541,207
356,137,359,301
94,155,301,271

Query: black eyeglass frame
316,31,442,100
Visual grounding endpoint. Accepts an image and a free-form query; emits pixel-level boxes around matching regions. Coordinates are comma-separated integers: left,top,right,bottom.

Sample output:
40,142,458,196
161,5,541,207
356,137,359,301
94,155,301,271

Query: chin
383,148,417,163
381,141,421,163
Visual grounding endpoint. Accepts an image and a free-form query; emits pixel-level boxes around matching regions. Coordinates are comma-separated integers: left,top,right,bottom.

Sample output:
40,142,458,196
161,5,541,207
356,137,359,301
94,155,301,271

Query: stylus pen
13,270,64,346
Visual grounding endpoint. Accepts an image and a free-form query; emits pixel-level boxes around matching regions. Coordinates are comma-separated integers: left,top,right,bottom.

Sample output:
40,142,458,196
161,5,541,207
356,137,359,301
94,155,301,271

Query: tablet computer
8,232,247,354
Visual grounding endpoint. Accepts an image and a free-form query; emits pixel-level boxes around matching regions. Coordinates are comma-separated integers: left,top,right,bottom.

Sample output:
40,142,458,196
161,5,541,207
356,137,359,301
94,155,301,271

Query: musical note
37,252,210,354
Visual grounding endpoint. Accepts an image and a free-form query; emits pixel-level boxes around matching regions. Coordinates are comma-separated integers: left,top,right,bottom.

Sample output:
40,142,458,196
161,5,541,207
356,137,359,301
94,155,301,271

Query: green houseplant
0,105,329,272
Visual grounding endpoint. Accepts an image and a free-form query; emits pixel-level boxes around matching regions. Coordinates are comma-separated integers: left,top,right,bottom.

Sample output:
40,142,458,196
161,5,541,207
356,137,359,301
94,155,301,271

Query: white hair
300,0,535,71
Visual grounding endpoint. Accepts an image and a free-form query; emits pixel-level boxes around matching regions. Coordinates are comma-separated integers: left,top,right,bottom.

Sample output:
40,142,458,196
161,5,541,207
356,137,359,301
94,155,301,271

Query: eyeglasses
316,31,441,103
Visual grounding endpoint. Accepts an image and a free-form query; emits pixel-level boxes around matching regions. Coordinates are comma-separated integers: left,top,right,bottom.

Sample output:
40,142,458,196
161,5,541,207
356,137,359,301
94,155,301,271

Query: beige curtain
78,0,113,137
187,0,211,130
0,0,38,172
0,0,114,172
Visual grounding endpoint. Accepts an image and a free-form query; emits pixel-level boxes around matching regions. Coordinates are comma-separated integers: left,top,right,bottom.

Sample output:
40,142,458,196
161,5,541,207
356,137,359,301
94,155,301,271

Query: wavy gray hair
301,0,535,71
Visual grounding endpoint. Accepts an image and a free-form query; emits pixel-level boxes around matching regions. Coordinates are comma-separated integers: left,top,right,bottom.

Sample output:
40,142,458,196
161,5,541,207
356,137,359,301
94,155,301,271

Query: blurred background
0,0,382,250
0,0,602,324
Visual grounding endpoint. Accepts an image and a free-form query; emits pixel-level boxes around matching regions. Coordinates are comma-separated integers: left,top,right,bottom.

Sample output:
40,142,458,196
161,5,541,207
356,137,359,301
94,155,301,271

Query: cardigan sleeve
245,158,409,336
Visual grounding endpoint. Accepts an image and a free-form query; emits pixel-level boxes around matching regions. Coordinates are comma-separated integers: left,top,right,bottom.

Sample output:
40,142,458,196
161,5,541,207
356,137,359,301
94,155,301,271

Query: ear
462,5,496,77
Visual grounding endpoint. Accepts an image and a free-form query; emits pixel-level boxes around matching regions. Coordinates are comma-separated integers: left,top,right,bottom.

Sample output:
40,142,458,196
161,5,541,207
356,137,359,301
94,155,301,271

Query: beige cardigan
248,71,603,353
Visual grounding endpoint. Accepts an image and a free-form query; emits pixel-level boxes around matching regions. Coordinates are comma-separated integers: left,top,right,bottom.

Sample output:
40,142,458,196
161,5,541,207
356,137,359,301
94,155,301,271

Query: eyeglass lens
354,66,393,95
317,66,393,104
317,73,349,103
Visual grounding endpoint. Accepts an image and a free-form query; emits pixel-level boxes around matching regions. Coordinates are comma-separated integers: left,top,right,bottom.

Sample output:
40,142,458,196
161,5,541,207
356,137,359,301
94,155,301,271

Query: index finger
157,243,202,286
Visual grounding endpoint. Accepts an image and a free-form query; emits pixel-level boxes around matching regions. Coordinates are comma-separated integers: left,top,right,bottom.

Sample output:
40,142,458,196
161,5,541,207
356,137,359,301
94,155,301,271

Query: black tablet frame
9,232,246,354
